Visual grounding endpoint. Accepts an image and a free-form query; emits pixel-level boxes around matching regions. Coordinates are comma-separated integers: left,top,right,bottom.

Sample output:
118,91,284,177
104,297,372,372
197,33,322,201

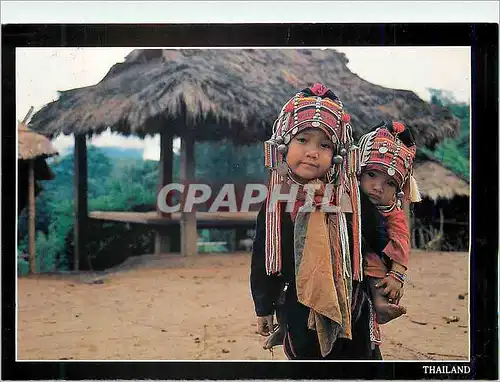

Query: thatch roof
18,122,58,160
28,49,460,147
413,161,469,201
18,119,58,213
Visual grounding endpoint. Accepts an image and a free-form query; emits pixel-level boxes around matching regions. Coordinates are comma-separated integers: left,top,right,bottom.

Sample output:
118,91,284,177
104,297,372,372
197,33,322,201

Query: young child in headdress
358,120,422,324
251,84,390,359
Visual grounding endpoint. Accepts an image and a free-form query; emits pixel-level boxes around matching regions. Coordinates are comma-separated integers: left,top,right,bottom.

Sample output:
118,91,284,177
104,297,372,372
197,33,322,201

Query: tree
420,89,470,180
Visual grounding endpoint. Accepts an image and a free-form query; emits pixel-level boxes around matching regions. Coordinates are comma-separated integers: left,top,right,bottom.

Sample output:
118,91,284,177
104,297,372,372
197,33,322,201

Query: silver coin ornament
379,146,388,154
387,167,396,176
277,162,289,176
283,134,291,144
277,144,288,154
333,155,343,165
397,191,405,199
311,121,321,128
275,136,284,145
339,148,347,156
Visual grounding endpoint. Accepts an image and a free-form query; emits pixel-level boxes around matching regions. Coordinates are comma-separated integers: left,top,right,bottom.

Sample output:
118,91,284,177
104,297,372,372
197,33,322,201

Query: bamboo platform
88,211,258,228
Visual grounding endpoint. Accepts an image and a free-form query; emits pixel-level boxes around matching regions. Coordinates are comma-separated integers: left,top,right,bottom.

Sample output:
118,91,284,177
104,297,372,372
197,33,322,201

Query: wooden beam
180,136,198,256
22,106,34,125
74,134,88,271
155,132,174,254
28,159,36,274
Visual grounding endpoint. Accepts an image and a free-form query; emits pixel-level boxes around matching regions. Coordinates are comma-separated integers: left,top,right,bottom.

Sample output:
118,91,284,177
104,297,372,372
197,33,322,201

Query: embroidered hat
359,121,421,202
264,83,357,185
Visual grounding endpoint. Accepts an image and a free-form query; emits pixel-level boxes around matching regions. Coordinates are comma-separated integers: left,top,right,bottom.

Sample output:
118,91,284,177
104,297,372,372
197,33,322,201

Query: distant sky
16,47,471,161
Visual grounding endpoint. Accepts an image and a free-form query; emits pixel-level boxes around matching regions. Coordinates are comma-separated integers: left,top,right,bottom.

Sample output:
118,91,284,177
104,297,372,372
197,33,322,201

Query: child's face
360,168,398,206
286,128,334,182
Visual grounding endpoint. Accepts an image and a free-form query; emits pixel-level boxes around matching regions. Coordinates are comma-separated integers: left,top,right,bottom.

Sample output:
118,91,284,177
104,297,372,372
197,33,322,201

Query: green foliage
34,231,60,272
195,140,267,182
17,146,158,272
423,89,470,180
17,258,29,277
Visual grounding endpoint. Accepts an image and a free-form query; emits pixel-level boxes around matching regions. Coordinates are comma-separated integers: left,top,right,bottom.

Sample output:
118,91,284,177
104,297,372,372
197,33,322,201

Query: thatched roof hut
411,161,469,252
18,118,59,274
28,49,460,148
18,121,59,213
413,161,469,201
18,123,59,160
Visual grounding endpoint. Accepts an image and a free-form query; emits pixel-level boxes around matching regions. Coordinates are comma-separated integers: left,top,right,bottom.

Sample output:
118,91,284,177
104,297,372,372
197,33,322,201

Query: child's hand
375,276,404,303
257,315,274,336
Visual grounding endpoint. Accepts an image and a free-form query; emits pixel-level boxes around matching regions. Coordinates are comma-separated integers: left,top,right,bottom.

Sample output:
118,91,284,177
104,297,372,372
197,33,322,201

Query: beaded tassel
339,212,350,278
350,175,363,281
265,170,283,275
264,139,278,169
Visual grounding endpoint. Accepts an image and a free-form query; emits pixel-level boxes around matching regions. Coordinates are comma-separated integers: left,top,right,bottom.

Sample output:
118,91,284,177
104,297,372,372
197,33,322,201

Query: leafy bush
421,89,470,180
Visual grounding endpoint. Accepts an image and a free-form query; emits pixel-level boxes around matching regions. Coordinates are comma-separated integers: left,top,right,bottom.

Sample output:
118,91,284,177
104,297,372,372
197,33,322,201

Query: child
250,84,390,359
358,120,422,324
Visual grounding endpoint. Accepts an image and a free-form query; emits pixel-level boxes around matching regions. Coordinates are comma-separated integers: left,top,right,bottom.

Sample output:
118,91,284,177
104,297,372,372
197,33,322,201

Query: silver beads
277,144,288,154
277,162,289,176
332,155,343,165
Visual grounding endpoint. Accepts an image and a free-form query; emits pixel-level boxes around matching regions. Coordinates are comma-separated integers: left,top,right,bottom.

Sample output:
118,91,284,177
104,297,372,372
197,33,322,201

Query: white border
1,1,499,23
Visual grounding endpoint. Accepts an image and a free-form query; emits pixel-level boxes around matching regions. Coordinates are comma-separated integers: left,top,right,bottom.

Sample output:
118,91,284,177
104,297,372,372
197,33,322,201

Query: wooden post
155,132,174,254
180,136,198,256
74,134,88,271
28,159,36,274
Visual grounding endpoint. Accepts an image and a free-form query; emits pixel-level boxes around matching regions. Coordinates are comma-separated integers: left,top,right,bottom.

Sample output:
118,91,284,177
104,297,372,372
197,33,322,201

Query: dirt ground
17,250,469,361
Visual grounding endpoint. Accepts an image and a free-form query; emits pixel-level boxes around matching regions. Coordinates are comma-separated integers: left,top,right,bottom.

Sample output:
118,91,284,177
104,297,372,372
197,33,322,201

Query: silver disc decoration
277,161,289,176
387,167,396,176
311,121,321,128
333,155,343,165
379,146,388,154
277,144,288,154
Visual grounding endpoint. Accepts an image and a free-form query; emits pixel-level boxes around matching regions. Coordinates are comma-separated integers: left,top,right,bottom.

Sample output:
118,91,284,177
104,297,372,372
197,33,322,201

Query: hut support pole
74,134,88,271
28,159,36,274
155,133,173,254
180,136,197,256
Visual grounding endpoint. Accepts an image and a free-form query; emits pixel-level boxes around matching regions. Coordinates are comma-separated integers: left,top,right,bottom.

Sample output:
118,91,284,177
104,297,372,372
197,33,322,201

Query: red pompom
342,113,351,123
392,121,405,134
310,83,329,96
